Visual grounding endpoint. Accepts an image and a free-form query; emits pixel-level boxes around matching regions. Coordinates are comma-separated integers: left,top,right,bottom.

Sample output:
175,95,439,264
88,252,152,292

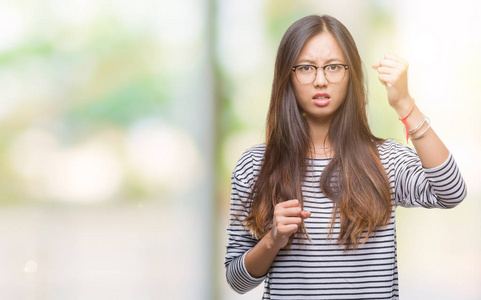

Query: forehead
296,32,345,63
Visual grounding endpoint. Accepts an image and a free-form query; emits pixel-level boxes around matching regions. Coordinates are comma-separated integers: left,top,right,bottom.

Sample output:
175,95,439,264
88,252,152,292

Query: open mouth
313,93,330,106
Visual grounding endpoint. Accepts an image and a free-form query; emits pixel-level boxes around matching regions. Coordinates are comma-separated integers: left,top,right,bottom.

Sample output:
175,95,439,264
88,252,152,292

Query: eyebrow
295,58,344,65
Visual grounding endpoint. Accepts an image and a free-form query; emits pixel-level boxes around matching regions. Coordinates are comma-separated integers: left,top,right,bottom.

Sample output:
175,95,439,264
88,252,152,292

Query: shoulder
376,139,420,172
377,139,416,160
232,144,266,184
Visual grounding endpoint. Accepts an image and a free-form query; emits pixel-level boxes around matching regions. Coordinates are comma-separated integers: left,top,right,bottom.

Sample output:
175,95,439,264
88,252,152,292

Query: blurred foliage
265,1,311,41
0,0,401,206
66,75,166,128
0,7,172,205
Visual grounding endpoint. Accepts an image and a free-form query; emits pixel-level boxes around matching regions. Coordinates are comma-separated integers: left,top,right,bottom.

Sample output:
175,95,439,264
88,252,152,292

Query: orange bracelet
399,102,415,142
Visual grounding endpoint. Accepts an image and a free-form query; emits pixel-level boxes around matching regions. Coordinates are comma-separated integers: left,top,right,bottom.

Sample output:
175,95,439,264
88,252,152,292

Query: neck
305,116,333,158
306,116,331,147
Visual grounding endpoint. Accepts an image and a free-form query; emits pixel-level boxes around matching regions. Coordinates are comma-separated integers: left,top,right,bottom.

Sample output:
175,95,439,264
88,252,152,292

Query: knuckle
274,215,282,225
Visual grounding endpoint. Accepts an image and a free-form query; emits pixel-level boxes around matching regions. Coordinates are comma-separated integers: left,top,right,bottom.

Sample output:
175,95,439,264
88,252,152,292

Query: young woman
225,15,466,299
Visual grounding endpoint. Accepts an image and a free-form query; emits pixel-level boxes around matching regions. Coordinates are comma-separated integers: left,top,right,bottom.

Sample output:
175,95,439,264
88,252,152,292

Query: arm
244,200,311,278
225,175,311,291
225,150,311,293
383,141,466,208
373,54,467,207
225,173,266,294
373,53,449,168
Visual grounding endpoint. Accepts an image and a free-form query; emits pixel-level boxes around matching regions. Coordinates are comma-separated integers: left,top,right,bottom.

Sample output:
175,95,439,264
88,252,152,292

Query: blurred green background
0,0,479,299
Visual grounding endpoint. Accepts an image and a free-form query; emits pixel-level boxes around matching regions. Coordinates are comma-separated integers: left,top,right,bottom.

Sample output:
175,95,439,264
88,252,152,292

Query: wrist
392,97,415,118
264,230,282,251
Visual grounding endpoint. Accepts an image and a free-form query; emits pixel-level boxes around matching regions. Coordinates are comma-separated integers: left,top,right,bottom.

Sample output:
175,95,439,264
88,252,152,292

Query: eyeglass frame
291,63,349,84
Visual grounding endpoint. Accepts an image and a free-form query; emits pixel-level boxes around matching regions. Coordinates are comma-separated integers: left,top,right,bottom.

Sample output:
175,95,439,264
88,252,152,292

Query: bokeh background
0,0,480,299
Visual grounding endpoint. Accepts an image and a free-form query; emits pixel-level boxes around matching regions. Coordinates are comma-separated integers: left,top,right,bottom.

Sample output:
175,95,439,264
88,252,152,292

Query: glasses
292,63,349,84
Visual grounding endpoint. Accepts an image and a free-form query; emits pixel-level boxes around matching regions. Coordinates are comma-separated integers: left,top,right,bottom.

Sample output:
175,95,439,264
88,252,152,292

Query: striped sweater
225,139,466,299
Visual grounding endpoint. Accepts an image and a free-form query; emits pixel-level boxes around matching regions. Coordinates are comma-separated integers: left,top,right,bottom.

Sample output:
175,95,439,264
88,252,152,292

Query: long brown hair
243,15,392,250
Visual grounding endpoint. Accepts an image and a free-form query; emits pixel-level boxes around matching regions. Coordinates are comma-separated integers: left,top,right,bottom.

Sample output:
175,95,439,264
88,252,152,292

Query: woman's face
291,32,349,124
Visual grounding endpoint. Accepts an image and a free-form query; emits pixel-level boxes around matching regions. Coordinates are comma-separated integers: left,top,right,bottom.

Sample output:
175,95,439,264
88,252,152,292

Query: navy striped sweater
225,139,466,299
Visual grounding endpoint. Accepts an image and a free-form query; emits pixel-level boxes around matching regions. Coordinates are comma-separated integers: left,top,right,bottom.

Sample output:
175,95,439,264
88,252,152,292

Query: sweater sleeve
224,150,266,294
391,142,467,208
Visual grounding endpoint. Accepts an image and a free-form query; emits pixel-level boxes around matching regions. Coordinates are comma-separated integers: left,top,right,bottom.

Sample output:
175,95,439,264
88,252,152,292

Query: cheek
290,79,303,102
338,81,349,102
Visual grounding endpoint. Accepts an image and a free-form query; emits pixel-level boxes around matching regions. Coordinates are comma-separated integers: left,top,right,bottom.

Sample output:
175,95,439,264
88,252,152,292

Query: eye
297,65,315,72
326,64,342,71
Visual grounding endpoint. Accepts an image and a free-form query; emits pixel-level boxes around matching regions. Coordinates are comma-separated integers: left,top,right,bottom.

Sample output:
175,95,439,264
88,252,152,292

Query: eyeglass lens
295,65,346,84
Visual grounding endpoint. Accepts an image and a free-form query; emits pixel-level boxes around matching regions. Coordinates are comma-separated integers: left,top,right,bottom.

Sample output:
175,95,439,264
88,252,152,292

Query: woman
225,15,466,299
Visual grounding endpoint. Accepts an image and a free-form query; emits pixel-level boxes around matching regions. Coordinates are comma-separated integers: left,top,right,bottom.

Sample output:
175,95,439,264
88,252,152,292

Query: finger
378,59,398,68
280,206,302,217
377,76,393,88
377,74,392,85
375,66,394,75
279,224,299,235
373,59,403,71
279,199,300,208
300,211,311,219
277,216,302,226
384,53,407,64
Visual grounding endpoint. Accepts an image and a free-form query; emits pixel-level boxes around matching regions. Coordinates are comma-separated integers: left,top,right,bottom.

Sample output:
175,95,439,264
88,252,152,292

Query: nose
313,68,328,87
